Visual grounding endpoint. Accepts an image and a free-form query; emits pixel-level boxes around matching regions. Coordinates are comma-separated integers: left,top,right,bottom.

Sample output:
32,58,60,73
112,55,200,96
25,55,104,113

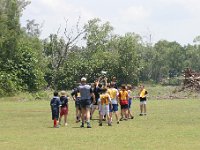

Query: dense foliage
1,0,200,96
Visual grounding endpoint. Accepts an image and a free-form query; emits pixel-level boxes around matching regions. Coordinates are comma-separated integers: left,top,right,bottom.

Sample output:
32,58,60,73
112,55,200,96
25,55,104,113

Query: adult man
78,77,95,128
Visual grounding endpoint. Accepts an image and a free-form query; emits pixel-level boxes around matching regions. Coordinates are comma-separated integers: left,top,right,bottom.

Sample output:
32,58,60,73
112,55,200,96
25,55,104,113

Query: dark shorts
140,97,147,101
80,99,91,109
121,104,129,110
128,98,132,109
52,109,59,120
75,101,81,110
109,104,118,112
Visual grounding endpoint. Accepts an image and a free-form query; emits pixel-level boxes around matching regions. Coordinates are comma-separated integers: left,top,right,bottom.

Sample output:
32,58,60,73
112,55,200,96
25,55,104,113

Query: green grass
0,96,200,150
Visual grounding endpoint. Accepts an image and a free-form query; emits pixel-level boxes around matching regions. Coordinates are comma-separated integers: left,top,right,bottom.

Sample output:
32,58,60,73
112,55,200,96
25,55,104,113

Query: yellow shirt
108,88,118,99
100,93,111,105
140,89,147,98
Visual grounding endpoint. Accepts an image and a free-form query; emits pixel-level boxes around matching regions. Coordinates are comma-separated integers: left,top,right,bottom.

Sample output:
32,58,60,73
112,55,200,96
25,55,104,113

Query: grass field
0,89,200,150
0,86,200,150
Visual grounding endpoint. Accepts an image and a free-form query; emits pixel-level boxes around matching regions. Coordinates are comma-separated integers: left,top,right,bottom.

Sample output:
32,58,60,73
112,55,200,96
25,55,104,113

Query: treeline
1,0,200,96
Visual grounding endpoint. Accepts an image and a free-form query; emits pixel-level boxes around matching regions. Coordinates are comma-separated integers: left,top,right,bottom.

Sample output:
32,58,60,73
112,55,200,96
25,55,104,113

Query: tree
43,18,85,90
115,33,141,84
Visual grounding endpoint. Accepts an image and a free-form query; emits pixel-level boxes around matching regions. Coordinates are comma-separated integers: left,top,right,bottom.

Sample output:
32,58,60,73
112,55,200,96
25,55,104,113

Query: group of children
50,77,148,128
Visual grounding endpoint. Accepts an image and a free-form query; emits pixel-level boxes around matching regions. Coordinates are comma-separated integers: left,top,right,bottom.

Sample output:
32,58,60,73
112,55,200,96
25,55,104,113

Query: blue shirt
50,96,61,111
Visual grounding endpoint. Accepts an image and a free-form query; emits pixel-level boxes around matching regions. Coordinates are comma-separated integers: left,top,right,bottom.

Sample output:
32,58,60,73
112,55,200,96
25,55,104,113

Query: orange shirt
100,93,111,105
119,90,128,101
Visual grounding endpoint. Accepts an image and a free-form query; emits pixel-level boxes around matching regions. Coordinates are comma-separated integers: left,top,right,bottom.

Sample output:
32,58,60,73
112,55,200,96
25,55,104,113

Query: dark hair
121,84,126,89
127,84,132,90
101,87,107,93
110,83,115,87
98,83,103,88
53,91,59,96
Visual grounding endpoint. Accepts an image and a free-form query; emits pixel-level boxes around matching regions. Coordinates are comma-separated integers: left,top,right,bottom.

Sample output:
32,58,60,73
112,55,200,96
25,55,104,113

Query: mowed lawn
0,98,200,150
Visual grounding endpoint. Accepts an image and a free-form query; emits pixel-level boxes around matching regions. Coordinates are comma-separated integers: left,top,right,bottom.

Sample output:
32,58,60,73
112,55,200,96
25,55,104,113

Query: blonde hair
60,90,66,96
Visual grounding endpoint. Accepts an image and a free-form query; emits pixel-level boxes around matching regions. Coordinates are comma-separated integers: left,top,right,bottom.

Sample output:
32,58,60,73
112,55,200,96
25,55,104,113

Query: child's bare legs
76,107,79,120
64,114,67,125
107,114,111,126
124,109,128,119
144,104,147,115
140,104,143,114
76,108,81,122
99,114,103,126
109,112,113,122
114,111,119,123
121,109,128,120
128,109,134,119
91,105,98,119
59,116,62,125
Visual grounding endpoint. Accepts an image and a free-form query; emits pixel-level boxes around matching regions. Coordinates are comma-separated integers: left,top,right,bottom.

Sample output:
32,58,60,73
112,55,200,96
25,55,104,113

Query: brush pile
181,68,200,91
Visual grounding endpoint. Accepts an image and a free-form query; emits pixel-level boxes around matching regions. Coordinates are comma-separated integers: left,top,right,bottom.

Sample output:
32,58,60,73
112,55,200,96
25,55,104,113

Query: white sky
21,0,200,46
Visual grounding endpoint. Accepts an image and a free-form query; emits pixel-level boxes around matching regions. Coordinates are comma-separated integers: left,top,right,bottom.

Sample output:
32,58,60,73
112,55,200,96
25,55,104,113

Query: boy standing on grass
118,85,129,121
99,88,112,126
50,91,62,128
139,85,148,116
71,87,81,123
91,79,103,120
127,85,134,119
108,83,120,124
59,91,68,126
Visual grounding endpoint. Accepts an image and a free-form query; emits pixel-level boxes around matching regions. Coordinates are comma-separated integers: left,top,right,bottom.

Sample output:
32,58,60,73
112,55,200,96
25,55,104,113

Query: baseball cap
81,77,87,82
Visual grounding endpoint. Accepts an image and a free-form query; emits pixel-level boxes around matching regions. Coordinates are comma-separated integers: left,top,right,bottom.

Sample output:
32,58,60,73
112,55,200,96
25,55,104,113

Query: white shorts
99,105,109,116
140,101,147,105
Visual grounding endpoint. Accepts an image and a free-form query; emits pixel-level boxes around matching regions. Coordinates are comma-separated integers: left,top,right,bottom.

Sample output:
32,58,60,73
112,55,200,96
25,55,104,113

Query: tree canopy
1,0,200,96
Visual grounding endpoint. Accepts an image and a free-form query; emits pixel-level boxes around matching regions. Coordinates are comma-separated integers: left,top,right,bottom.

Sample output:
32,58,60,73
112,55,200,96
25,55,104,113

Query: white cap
81,77,87,82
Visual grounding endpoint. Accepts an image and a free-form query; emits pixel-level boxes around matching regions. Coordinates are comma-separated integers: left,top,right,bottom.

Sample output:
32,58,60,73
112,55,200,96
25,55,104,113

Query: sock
54,119,57,127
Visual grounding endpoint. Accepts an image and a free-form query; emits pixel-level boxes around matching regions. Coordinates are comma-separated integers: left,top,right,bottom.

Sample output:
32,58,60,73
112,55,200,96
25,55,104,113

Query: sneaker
120,118,124,121
64,123,68,126
131,116,134,119
87,124,92,128
54,125,60,128
108,123,112,126
99,123,102,126
80,124,84,128
124,118,128,121
139,113,143,116
76,120,80,123
117,121,120,124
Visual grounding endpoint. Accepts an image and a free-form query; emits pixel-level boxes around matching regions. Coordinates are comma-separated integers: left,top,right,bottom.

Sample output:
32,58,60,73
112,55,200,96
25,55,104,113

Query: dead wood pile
181,68,200,91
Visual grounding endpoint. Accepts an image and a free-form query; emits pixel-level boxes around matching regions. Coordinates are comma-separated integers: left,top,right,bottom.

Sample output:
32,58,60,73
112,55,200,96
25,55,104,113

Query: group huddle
50,77,148,128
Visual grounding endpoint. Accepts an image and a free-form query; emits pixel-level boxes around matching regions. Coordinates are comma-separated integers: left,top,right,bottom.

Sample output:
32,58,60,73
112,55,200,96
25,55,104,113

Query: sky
21,0,200,46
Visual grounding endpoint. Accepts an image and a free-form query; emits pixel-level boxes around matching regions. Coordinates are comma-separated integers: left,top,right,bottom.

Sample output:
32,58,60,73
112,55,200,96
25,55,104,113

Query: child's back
50,91,61,127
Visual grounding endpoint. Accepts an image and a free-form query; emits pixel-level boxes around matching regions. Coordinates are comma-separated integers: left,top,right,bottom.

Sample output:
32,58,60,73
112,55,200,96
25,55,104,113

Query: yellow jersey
100,93,111,105
140,89,147,98
119,90,128,101
108,88,118,99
